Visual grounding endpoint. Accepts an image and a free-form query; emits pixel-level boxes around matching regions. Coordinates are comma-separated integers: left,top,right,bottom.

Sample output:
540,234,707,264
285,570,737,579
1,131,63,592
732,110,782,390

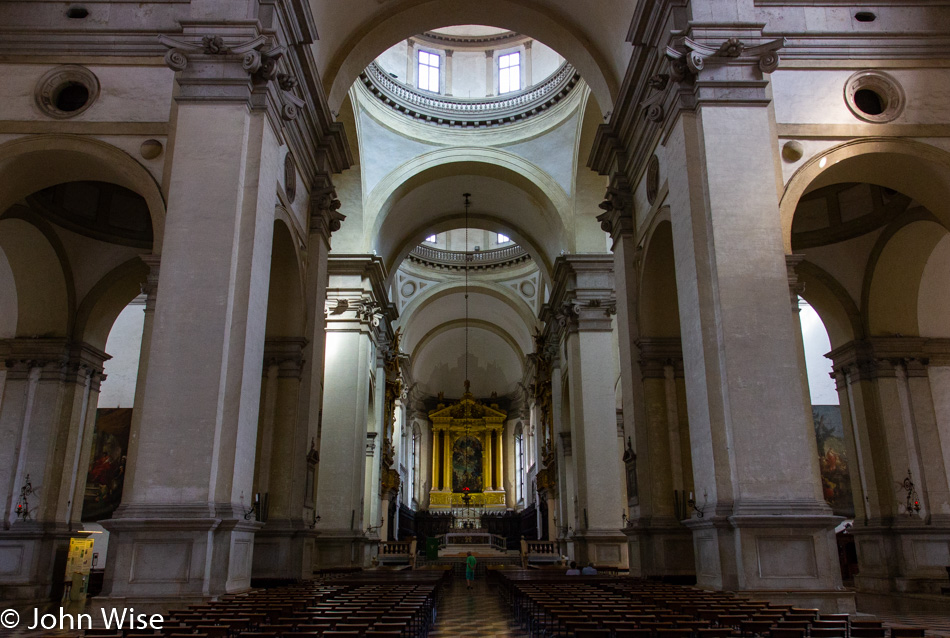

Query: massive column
829,338,950,595
314,255,393,567
101,30,285,605
598,181,695,577
548,255,628,567
0,340,107,603
251,338,312,581
657,30,847,609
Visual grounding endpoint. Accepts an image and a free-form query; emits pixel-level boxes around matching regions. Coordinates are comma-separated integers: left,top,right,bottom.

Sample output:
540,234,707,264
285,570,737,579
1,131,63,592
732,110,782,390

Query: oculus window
498,52,521,94
418,50,440,93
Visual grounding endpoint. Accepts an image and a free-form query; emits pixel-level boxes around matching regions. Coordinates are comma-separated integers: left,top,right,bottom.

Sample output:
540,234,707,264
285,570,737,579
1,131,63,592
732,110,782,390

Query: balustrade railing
361,61,580,128
408,244,529,269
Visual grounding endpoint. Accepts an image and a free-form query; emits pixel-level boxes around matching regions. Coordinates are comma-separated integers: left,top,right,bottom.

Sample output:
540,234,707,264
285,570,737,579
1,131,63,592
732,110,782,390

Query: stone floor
428,578,526,638
1,579,949,638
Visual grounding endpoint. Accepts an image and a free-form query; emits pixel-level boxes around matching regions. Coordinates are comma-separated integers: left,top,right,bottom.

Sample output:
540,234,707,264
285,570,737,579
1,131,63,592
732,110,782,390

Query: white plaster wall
451,51,487,97
531,42,563,81
772,68,950,126
0,244,16,338
377,40,410,83
0,64,174,122
97,299,145,408
918,234,950,338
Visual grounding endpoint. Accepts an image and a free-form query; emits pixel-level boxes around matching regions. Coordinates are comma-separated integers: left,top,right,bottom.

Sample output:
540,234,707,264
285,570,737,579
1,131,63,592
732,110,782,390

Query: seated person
565,560,580,575
581,562,598,575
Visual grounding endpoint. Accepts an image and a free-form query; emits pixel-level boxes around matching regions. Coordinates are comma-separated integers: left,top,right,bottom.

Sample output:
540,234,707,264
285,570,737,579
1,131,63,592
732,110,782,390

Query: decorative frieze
263,337,307,379
595,176,636,244
828,338,950,382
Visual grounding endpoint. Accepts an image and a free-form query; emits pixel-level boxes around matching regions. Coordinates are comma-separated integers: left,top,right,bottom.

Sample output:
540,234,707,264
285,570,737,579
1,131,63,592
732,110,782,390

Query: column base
623,517,695,578
851,517,950,595
745,589,856,614
0,521,77,604
685,505,844,595
573,529,629,568
313,529,373,569
252,519,320,582
100,503,261,604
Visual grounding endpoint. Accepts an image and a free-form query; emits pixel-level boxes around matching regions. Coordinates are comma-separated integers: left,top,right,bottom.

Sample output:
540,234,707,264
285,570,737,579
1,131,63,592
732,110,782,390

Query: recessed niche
844,70,904,123
854,12,876,23
35,65,100,119
66,6,89,19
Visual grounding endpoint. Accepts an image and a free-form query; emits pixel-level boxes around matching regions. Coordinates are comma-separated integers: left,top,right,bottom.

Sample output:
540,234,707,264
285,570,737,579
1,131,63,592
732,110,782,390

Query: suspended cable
463,192,471,389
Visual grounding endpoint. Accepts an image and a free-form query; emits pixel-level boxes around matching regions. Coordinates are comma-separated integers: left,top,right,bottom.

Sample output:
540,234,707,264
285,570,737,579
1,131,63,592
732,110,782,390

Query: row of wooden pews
496,571,930,638
83,571,449,638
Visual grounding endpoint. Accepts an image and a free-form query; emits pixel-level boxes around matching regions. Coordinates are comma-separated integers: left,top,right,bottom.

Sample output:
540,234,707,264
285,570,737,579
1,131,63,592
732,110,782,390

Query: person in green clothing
465,551,476,590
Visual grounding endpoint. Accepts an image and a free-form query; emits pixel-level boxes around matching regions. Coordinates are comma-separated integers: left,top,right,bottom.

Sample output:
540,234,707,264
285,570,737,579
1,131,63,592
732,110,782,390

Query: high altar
428,382,508,511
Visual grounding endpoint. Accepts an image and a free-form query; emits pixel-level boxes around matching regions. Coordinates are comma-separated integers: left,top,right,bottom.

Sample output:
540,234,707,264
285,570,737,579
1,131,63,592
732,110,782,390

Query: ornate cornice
545,255,616,335
636,338,684,379
407,244,529,270
0,338,110,384
263,337,308,379
360,61,580,128
828,337,950,382
595,175,636,245
414,30,523,48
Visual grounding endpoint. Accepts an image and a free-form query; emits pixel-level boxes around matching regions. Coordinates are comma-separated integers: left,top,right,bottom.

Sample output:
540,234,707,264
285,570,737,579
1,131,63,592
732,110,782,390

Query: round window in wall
844,70,905,123
35,65,100,119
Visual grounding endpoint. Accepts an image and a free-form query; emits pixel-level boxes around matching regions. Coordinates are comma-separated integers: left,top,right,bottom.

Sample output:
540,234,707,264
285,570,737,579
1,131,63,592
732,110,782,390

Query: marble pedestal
98,504,260,612
574,529,629,568
852,519,950,595
252,520,319,581
313,529,374,569
624,517,695,578
0,522,76,604
686,512,855,613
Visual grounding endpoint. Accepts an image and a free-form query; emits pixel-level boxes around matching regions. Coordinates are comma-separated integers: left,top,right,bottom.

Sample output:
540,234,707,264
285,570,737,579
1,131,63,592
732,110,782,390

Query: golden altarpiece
428,381,508,511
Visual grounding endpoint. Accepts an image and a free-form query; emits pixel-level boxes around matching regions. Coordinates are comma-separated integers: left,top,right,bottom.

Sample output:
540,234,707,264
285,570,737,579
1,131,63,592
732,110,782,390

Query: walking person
465,551,477,590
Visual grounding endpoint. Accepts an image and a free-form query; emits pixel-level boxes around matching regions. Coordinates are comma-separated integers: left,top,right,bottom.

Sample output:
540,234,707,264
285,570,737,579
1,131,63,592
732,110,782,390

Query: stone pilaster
314,255,393,568
828,338,950,595
99,39,284,607
625,338,695,578
252,338,316,582
657,28,848,609
0,339,108,603
546,255,628,568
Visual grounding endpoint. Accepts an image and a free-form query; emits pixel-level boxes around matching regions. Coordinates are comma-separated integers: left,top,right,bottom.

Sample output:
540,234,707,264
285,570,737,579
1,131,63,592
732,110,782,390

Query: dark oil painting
813,405,855,518
452,434,483,492
81,408,132,521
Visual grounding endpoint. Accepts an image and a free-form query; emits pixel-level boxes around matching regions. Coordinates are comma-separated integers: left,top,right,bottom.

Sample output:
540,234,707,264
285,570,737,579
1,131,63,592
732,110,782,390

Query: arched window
514,423,525,505
411,424,420,504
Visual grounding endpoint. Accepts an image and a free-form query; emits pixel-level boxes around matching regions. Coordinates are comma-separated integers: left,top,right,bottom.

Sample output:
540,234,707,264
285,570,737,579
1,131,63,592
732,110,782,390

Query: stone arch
0,135,166,253
265,218,306,338
779,138,950,253
0,217,71,338
368,148,571,283
638,216,680,338
864,218,949,337
323,0,616,118
795,260,862,349
399,279,539,335
73,257,150,351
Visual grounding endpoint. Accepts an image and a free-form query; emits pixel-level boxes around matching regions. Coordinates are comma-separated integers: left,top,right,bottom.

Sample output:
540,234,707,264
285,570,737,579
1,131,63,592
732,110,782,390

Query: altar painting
813,405,854,518
452,435,483,492
82,408,132,521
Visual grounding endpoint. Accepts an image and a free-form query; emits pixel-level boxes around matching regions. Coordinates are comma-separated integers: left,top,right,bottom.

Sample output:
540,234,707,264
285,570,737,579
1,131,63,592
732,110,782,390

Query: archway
318,3,619,117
